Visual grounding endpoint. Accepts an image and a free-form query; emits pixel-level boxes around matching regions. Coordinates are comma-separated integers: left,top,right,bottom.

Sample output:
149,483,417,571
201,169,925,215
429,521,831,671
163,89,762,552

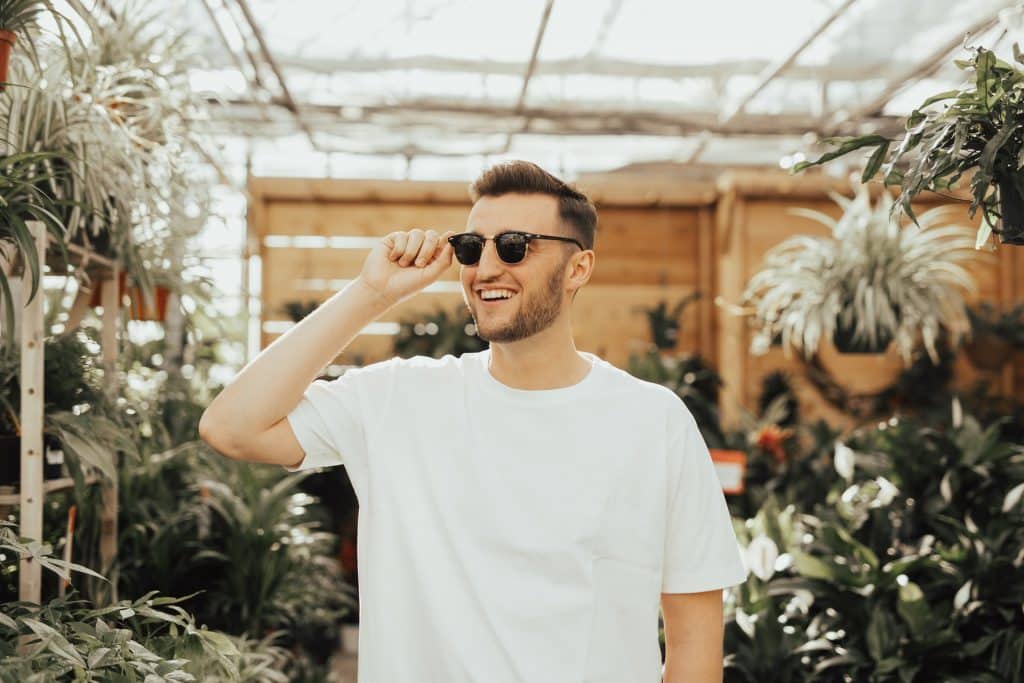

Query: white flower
874,476,899,507
834,442,855,481
746,535,779,582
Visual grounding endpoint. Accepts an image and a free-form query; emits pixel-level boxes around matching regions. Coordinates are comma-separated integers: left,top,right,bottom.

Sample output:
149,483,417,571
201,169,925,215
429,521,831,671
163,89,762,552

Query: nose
474,238,506,278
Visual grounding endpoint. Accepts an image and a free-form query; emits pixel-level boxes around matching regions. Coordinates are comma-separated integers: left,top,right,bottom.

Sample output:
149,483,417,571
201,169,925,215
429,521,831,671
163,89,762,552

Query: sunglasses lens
496,233,528,263
452,236,483,265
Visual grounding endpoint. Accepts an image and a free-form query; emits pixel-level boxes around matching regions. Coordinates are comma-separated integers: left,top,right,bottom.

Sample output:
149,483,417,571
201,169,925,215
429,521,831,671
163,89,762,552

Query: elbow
198,409,241,459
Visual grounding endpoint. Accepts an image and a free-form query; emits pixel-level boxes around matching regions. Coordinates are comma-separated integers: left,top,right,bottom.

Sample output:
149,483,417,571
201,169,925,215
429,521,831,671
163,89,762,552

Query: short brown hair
469,160,597,250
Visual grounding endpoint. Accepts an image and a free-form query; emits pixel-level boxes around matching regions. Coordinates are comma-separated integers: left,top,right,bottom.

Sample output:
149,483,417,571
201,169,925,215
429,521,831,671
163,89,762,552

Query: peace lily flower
745,535,780,582
834,442,856,481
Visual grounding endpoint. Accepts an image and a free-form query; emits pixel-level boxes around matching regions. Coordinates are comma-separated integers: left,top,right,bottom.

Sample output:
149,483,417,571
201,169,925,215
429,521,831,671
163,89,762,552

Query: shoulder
593,356,686,410
590,355,701,439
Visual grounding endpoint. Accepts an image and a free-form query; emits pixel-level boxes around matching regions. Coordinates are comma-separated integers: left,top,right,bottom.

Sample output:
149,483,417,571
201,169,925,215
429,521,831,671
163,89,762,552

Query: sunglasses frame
447,230,585,265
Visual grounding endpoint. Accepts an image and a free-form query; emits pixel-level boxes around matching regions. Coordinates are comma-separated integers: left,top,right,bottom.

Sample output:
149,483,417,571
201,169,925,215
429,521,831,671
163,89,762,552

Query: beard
466,259,566,343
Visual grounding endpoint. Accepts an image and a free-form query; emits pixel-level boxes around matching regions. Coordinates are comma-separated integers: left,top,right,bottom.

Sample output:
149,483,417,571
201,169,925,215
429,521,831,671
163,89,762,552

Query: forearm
201,278,392,437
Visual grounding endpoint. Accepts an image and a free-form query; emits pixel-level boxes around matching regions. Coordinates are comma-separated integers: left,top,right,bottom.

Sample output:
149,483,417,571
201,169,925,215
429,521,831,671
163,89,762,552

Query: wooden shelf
44,233,116,275
0,474,103,505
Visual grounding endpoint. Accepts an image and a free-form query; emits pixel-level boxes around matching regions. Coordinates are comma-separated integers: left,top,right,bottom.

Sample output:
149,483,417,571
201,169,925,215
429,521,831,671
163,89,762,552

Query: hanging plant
794,44,1024,247
0,0,44,88
743,186,979,364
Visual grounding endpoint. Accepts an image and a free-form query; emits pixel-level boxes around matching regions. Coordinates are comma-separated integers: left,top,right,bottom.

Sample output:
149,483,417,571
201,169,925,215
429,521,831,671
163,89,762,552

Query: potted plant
0,154,70,353
793,44,1024,247
963,301,1024,370
0,331,127,489
393,307,488,359
283,299,320,323
744,186,979,365
0,0,44,88
636,292,701,351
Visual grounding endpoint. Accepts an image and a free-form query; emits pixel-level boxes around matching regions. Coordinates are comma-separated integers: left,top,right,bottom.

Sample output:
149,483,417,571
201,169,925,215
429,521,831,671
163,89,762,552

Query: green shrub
727,410,1024,681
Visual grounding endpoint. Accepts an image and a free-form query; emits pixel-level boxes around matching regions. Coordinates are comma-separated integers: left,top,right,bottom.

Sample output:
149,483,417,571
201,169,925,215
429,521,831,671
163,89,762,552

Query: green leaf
1003,482,1024,513
792,135,890,173
897,581,933,638
866,608,898,661
979,120,1016,176
791,550,836,580
862,141,892,182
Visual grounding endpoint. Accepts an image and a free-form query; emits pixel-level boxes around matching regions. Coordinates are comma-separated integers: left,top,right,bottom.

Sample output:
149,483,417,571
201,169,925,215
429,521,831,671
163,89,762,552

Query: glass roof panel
47,0,1024,177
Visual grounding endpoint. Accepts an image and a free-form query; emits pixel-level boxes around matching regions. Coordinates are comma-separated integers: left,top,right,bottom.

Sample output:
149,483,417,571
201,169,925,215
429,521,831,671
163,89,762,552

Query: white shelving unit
0,222,122,604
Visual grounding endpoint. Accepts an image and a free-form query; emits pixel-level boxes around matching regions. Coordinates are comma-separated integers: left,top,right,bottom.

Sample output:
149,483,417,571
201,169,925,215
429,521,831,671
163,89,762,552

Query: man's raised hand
356,228,457,307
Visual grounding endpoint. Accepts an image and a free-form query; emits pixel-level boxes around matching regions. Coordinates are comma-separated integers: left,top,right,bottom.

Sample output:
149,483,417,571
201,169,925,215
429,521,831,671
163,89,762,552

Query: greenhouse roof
98,0,1024,178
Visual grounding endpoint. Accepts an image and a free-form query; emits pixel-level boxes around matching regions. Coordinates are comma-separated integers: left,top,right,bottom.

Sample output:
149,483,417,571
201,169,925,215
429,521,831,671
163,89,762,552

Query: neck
485,319,592,390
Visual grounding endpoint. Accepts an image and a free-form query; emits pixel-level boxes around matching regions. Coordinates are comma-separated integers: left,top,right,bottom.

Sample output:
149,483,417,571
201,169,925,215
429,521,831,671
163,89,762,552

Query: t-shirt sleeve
661,408,748,593
283,359,396,479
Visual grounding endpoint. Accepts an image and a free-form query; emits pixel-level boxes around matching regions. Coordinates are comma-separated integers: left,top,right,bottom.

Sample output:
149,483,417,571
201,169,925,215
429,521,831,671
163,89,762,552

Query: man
199,160,747,682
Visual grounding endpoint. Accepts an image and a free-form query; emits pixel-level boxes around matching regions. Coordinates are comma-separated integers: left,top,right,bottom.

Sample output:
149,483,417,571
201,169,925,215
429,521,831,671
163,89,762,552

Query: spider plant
1,3,218,318
0,151,68,351
743,186,979,364
0,0,45,31
0,0,45,84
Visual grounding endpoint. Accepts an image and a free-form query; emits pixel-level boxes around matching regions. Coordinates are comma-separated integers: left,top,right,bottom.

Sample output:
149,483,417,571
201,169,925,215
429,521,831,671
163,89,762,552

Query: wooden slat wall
250,178,716,369
714,171,1022,426
250,173,1022,422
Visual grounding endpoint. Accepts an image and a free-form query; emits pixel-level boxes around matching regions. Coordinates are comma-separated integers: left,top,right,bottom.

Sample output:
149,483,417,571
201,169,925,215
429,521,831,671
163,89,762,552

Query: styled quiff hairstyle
469,160,597,250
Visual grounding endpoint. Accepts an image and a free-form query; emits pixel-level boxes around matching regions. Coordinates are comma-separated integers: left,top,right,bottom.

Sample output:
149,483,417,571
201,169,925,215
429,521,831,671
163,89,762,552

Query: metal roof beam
501,0,556,154
718,0,861,126
827,11,1004,129
231,0,319,150
204,97,903,138
249,54,921,82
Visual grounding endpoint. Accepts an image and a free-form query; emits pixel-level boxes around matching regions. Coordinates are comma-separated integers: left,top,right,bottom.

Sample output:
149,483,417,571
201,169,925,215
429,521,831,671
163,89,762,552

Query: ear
565,249,595,295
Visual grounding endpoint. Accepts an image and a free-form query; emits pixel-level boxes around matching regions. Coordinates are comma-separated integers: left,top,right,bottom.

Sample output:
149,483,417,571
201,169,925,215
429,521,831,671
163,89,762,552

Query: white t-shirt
286,348,747,682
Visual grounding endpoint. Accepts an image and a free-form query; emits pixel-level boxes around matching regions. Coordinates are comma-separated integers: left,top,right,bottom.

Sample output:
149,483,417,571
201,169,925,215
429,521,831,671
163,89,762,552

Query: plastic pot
964,331,1014,371
998,175,1024,245
129,286,170,321
0,30,14,91
88,270,127,307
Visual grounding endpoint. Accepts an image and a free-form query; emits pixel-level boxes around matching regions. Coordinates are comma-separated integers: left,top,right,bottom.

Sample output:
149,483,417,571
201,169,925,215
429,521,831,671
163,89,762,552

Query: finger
400,229,425,266
425,232,456,274
388,232,408,261
415,230,440,266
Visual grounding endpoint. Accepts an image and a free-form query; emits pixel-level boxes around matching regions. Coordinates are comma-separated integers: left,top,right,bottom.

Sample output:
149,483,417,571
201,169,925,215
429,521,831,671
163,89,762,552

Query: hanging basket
997,175,1024,245
0,30,14,91
963,331,1014,372
816,337,904,395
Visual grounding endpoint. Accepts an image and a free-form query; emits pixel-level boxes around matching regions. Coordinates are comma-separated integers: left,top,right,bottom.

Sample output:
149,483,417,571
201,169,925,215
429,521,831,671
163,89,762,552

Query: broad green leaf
791,551,836,581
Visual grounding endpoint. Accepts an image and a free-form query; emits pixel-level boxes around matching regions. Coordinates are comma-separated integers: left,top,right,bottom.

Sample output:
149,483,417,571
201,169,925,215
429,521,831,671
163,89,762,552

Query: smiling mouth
477,291,518,306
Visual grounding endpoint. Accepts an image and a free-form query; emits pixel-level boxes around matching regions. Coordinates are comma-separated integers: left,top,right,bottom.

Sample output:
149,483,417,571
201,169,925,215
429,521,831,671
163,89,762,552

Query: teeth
480,289,515,300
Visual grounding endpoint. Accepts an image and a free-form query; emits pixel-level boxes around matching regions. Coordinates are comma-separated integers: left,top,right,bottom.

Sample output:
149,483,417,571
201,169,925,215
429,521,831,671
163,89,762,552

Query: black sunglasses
447,230,584,265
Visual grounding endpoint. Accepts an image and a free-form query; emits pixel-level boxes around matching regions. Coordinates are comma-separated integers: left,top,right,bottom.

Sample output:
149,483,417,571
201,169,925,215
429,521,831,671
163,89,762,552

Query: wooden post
697,207,715,366
18,222,46,604
714,181,747,427
98,266,120,604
